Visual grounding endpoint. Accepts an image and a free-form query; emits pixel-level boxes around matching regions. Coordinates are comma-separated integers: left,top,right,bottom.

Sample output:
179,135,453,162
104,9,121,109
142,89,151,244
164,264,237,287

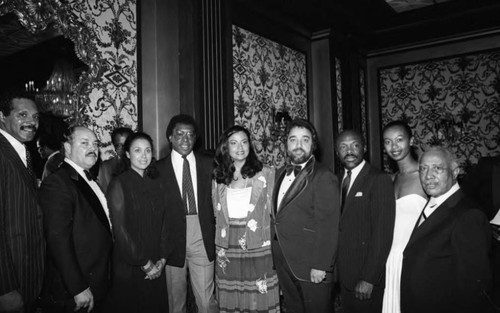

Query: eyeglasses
418,165,448,175
173,131,196,140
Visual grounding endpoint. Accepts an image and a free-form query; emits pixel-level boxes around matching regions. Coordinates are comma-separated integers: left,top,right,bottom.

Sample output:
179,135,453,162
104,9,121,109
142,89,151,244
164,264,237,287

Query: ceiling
232,0,500,52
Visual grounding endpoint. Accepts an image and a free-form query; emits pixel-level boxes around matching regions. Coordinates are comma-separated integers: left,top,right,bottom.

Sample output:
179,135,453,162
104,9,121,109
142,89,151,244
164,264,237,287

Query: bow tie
84,170,96,181
285,164,302,176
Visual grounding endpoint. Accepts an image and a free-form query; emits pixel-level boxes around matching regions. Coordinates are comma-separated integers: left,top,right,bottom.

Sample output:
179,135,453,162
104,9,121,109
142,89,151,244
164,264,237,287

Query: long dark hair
213,125,263,185
116,131,159,179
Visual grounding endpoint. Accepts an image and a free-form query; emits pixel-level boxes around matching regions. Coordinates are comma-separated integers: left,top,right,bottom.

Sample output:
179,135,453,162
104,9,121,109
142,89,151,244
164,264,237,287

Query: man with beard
39,126,112,313
0,91,45,312
271,119,340,313
336,130,395,313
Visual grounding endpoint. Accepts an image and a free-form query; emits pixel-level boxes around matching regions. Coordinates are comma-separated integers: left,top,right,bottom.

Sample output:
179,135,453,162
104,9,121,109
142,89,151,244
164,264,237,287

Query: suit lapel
406,190,463,247
272,168,286,218
0,133,37,191
276,157,315,215
342,163,370,211
62,162,111,235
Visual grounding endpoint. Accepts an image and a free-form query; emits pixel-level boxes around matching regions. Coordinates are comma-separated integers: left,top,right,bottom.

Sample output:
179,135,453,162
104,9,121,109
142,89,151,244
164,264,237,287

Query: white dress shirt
64,158,112,228
171,150,199,213
277,156,312,209
342,159,366,195
424,182,460,218
0,128,28,167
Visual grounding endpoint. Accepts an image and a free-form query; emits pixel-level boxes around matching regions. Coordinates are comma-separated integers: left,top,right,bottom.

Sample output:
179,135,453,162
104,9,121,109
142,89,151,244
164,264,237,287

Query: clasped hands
142,258,166,280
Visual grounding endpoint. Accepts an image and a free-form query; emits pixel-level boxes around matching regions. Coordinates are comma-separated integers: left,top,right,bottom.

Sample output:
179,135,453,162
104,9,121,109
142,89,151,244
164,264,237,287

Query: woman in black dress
106,132,168,312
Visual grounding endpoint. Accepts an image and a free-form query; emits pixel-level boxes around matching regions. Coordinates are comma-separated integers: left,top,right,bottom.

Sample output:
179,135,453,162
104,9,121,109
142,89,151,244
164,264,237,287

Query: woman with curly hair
212,125,280,312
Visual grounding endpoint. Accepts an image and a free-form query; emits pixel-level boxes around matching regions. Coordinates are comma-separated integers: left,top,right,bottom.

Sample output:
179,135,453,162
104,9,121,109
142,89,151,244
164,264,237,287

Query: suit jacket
337,162,395,290
97,156,121,194
156,151,215,266
460,156,500,220
39,162,112,302
271,157,340,281
41,150,64,181
213,165,275,250
0,133,45,304
401,189,492,313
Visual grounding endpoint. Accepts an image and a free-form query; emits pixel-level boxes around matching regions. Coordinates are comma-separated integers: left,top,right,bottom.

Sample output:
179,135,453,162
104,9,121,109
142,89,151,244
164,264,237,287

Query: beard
288,148,312,164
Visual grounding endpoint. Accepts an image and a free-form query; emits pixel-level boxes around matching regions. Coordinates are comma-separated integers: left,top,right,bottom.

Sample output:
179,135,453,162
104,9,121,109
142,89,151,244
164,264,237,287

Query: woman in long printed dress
382,121,427,313
212,125,280,313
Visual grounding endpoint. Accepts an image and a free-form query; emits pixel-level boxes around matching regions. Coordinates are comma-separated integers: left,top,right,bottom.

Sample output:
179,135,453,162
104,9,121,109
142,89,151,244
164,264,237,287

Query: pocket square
355,192,363,197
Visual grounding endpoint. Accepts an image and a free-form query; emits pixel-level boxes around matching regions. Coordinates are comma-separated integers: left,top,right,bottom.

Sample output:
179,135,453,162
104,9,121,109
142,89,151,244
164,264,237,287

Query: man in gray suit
0,91,45,312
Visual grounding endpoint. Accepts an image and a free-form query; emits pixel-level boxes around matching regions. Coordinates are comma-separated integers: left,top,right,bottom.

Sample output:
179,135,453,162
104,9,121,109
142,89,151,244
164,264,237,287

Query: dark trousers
272,238,333,313
341,283,384,313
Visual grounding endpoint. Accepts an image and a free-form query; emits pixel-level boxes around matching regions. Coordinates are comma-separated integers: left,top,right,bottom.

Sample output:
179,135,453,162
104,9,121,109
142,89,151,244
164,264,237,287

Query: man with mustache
39,126,112,313
271,119,340,313
0,91,45,312
401,147,492,313
336,130,395,313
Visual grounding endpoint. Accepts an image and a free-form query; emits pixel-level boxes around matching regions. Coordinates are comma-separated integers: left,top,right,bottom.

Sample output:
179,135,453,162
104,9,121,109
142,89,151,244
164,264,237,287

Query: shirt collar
171,149,194,162
0,128,27,161
344,159,366,178
429,182,460,208
64,157,91,182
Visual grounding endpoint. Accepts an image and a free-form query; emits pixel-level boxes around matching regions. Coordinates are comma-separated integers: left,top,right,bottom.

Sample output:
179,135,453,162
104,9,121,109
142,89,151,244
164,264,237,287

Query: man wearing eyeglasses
401,146,493,313
39,126,112,313
156,114,216,313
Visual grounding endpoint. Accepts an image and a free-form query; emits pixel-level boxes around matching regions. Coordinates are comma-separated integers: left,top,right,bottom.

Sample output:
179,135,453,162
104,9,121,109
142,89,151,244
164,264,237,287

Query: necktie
84,170,95,181
25,146,36,179
419,200,436,226
182,155,197,215
285,164,301,176
341,170,352,211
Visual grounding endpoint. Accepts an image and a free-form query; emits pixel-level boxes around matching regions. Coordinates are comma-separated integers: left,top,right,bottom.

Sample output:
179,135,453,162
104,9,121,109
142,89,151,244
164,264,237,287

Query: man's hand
74,287,94,312
0,290,23,312
354,280,373,300
310,269,326,284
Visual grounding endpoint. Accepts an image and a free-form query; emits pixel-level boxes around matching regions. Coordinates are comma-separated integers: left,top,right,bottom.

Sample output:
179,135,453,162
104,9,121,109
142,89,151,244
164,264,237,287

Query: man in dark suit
97,127,133,193
37,132,64,181
39,126,113,313
461,155,500,307
0,91,45,312
271,119,340,313
336,129,395,313
401,146,492,313
156,114,216,313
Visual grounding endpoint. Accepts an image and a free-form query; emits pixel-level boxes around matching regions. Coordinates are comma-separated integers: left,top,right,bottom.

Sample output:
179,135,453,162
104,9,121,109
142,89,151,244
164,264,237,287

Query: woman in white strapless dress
381,121,427,313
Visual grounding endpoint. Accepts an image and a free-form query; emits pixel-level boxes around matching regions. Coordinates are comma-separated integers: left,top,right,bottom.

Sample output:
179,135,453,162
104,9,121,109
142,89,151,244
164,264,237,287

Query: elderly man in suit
39,126,113,313
156,114,216,313
0,91,45,312
461,155,500,307
401,147,492,313
336,129,395,313
271,118,340,313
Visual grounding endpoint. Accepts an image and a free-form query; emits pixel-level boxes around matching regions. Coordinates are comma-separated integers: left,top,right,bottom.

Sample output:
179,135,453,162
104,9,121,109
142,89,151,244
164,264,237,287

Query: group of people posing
0,90,497,313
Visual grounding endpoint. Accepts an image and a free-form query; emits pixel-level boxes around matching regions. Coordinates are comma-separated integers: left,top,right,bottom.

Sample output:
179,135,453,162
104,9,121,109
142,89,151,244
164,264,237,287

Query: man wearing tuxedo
461,155,500,307
271,119,340,313
401,147,492,313
0,91,45,312
156,114,216,313
336,130,395,313
39,126,113,313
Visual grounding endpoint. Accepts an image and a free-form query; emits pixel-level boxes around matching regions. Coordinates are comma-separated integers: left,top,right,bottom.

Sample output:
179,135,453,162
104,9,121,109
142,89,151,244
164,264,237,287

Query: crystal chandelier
35,58,77,117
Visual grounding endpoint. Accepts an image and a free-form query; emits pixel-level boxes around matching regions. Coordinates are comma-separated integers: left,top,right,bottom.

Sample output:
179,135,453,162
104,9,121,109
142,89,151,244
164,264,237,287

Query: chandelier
35,58,77,117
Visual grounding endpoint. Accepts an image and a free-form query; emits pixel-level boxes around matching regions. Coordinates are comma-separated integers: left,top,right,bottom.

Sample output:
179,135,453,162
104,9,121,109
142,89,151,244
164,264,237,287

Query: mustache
86,152,97,157
343,154,358,160
292,148,305,154
20,125,36,131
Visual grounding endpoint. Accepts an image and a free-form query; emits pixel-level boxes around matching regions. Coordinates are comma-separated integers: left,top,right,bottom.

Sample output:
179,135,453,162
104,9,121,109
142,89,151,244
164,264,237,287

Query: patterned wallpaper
232,26,308,168
69,0,137,159
380,49,500,170
336,57,343,133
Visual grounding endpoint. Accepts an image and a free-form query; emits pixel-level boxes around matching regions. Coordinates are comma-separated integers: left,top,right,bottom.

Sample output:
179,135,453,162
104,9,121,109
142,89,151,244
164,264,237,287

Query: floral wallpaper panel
380,49,500,170
232,26,308,168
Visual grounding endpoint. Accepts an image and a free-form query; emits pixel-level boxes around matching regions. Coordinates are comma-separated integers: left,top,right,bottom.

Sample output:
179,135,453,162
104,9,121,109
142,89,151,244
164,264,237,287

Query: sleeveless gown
382,194,427,313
